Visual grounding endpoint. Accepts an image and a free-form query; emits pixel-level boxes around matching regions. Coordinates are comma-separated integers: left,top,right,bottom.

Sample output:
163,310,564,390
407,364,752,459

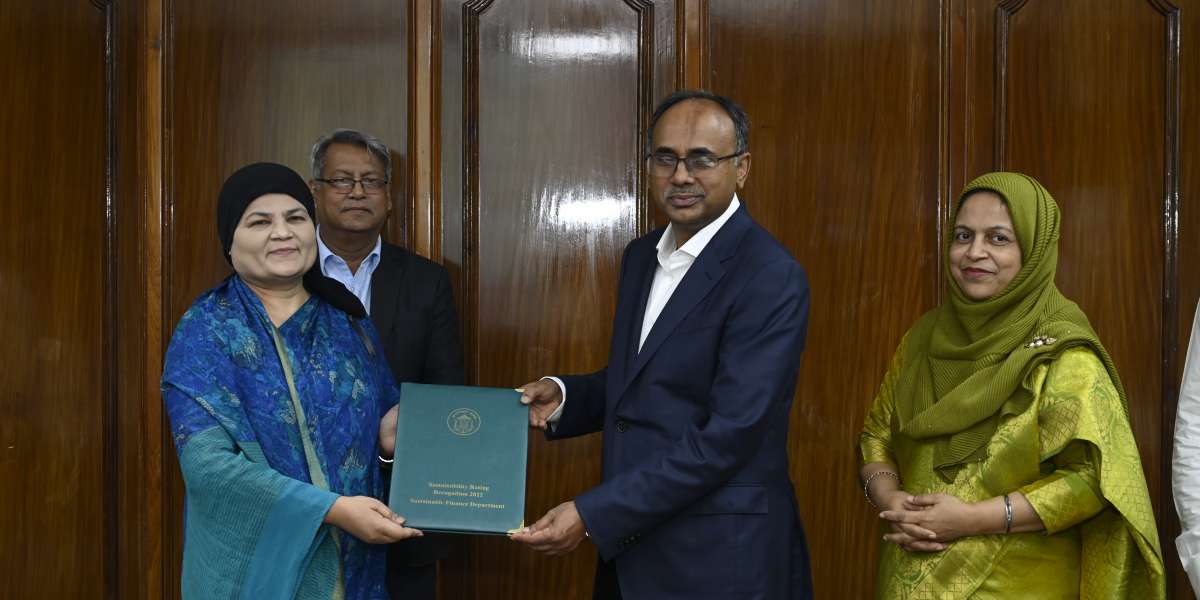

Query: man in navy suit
511,91,813,599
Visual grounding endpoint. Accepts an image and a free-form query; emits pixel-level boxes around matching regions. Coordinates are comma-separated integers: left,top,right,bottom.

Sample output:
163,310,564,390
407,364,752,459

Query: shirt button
616,420,628,432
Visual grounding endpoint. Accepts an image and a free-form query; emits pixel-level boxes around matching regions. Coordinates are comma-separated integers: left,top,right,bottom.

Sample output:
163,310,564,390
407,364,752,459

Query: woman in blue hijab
162,162,420,599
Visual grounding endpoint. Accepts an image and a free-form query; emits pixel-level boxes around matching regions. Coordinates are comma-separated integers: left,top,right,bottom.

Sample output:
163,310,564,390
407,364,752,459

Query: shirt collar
655,195,742,265
317,225,382,271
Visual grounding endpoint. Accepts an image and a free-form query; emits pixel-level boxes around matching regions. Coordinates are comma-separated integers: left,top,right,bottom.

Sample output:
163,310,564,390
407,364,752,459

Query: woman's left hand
879,492,979,544
379,404,398,458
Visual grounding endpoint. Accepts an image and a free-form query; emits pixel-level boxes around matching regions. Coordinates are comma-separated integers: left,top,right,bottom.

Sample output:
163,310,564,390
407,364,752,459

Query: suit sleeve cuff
542,376,566,431
574,489,623,561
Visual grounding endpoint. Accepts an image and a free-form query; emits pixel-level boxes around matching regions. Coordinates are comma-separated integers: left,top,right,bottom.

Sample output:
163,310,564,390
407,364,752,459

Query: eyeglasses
648,152,743,176
315,177,389,194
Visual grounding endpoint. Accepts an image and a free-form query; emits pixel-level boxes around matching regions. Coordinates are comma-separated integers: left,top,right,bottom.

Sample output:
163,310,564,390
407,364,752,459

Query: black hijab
217,162,366,318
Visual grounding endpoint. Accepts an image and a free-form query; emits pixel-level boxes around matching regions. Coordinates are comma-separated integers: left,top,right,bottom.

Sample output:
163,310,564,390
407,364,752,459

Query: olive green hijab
893,171,1125,481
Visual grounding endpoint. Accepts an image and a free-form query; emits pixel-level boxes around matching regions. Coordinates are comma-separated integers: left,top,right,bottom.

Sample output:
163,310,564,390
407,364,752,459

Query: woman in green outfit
858,172,1164,598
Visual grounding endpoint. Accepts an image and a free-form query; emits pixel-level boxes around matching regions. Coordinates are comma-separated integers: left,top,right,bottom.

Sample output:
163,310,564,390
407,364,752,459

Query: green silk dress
861,345,1164,599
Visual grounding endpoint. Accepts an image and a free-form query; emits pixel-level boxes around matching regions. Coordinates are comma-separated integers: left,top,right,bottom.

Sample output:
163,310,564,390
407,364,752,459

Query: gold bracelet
862,470,900,508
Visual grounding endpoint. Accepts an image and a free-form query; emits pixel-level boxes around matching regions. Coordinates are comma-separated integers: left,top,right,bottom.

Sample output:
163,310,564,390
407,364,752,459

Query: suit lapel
370,244,405,339
617,206,753,402
610,234,661,389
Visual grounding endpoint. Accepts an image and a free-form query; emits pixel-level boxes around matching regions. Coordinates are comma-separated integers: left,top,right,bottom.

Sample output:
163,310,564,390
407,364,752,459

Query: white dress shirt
545,196,743,425
316,226,382,314
1174,301,1200,595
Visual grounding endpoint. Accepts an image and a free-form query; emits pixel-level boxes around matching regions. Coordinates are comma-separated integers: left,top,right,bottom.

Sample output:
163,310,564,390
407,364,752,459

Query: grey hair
310,128,392,182
647,89,750,156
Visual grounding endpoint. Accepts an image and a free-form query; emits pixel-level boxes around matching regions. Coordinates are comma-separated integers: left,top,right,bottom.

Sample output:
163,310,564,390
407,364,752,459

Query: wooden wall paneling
162,2,183,591
1153,1,1186,596
949,0,1001,197
168,0,410,315
439,0,465,317
706,2,944,597
1170,2,1199,597
678,0,709,90
113,0,168,597
410,0,440,259
0,1,113,597
103,2,120,596
438,1,674,598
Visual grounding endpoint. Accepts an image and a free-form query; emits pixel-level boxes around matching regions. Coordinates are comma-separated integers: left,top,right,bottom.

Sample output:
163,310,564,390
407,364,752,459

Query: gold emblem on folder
447,408,482,436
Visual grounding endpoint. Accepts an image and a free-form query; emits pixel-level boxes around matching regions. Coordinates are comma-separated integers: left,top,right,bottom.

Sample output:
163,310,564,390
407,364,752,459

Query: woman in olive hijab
858,172,1164,598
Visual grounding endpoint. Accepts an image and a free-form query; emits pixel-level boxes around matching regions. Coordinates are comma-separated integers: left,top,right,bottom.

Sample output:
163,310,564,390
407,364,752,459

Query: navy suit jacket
549,205,813,599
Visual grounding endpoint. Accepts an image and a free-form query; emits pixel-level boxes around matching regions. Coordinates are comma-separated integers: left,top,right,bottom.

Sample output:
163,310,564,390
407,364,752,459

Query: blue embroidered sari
162,275,397,599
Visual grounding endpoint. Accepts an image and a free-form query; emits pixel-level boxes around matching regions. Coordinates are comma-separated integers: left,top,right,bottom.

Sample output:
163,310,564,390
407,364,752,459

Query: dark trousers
386,533,455,599
385,555,438,600
593,559,623,600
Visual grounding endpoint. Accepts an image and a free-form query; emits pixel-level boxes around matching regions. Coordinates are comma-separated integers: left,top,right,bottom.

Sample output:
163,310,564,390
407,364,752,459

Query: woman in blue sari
162,162,420,599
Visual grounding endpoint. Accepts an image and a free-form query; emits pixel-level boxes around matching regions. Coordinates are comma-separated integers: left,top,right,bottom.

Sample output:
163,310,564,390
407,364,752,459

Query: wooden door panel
439,1,674,598
1176,3,1200,597
706,2,945,597
0,1,111,597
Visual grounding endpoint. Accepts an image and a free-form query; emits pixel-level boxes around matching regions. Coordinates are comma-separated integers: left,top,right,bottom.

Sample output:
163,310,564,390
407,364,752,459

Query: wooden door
0,2,114,597
436,1,676,597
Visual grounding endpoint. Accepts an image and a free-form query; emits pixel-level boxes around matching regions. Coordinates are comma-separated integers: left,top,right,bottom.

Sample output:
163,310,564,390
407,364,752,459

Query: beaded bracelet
862,470,900,508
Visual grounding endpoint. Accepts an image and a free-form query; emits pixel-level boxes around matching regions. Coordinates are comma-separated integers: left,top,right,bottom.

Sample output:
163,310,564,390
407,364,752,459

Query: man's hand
517,379,563,430
509,500,587,556
379,404,398,458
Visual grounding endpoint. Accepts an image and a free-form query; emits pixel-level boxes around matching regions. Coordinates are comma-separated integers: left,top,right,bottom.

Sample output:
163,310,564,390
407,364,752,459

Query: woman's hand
379,404,398,459
325,495,423,544
880,492,979,546
877,491,946,552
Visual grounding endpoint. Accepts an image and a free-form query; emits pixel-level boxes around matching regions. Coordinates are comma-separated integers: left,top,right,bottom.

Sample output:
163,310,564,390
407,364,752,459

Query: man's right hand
518,379,563,430
324,495,423,544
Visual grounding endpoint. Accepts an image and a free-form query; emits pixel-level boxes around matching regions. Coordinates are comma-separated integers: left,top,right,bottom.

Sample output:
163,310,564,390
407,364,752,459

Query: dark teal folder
387,383,528,535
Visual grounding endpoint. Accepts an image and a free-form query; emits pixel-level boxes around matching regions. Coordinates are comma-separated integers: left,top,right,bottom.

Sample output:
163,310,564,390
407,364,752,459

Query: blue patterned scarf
163,275,396,599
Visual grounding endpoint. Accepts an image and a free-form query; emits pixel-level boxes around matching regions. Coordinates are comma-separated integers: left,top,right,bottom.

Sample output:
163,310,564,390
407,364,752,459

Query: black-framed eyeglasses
315,177,389,194
647,152,743,176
